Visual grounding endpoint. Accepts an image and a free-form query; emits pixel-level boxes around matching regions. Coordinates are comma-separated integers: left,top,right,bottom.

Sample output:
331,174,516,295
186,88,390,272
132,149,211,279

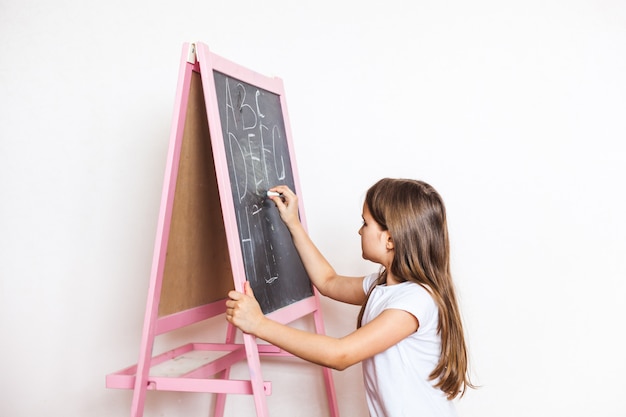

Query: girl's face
359,203,393,266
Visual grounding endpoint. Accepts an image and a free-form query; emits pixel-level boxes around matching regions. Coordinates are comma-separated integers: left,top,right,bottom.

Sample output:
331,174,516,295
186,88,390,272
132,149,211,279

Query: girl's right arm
227,281,418,371
268,185,365,306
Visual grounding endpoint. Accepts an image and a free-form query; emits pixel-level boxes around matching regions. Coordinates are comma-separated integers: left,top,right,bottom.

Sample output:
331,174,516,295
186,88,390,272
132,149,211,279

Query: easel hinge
187,43,197,64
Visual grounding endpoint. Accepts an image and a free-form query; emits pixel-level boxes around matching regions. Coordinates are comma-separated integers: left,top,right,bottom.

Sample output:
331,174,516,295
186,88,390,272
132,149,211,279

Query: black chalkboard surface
212,70,313,314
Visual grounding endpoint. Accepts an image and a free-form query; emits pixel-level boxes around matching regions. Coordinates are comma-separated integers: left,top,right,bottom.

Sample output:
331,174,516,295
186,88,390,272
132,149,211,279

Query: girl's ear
385,233,394,250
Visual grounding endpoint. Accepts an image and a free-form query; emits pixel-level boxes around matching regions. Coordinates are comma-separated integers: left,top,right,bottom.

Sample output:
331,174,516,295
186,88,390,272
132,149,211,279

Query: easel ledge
106,294,320,390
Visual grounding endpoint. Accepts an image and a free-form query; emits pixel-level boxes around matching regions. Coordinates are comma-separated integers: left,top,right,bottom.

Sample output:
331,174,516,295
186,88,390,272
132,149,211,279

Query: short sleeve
362,273,379,294
388,284,437,331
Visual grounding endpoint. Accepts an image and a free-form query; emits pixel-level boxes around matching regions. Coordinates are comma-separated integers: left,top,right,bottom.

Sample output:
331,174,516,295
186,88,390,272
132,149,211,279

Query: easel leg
313,307,340,417
130,378,148,417
212,323,238,416
243,333,270,417
130,316,158,417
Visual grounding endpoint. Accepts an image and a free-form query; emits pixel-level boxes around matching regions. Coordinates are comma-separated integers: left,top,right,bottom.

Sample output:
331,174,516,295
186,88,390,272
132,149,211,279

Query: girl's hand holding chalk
267,186,300,229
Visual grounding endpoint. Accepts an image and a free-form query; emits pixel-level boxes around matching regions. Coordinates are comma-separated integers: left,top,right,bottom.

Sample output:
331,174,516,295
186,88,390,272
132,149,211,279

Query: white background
1,1,625,416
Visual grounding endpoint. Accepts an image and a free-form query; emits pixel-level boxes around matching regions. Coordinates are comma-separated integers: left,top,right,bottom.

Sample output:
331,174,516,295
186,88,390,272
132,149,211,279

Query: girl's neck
384,270,402,286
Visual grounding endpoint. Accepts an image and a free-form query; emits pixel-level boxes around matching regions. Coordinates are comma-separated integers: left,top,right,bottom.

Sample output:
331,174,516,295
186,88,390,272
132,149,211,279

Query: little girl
226,178,473,416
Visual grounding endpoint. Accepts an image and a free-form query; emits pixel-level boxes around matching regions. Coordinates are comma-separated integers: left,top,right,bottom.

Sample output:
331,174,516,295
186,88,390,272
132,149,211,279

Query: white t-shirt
361,273,458,417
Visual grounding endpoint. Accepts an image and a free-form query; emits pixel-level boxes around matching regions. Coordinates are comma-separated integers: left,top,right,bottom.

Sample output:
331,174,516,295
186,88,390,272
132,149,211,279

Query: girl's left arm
226,282,419,370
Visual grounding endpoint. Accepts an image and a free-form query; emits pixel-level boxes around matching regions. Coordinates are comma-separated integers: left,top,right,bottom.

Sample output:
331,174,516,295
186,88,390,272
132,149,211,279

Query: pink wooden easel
106,42,339,417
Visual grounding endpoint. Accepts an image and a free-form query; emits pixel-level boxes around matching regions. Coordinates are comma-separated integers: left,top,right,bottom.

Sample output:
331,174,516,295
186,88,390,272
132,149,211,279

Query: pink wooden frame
106,42,339,417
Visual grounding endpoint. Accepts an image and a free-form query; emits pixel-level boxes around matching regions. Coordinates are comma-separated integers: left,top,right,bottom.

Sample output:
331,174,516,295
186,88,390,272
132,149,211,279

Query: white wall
1,1,625,416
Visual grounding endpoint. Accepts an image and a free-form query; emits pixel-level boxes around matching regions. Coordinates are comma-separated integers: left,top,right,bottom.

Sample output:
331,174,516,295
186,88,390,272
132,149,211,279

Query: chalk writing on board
213,70,313,314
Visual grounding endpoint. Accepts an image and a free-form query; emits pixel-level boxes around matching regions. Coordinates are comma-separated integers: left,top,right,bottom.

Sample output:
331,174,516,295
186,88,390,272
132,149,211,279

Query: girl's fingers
244,281,254,296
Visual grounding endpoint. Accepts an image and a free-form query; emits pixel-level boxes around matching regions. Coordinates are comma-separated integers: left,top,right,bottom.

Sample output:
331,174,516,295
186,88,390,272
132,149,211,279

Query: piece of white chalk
266,191,283,197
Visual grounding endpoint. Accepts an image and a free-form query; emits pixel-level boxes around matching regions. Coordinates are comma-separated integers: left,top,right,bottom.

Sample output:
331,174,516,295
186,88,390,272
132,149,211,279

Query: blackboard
211,70,313,314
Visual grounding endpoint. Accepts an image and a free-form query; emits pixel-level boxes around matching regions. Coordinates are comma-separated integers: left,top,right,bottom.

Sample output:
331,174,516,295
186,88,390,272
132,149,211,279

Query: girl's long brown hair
357,178,473,400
